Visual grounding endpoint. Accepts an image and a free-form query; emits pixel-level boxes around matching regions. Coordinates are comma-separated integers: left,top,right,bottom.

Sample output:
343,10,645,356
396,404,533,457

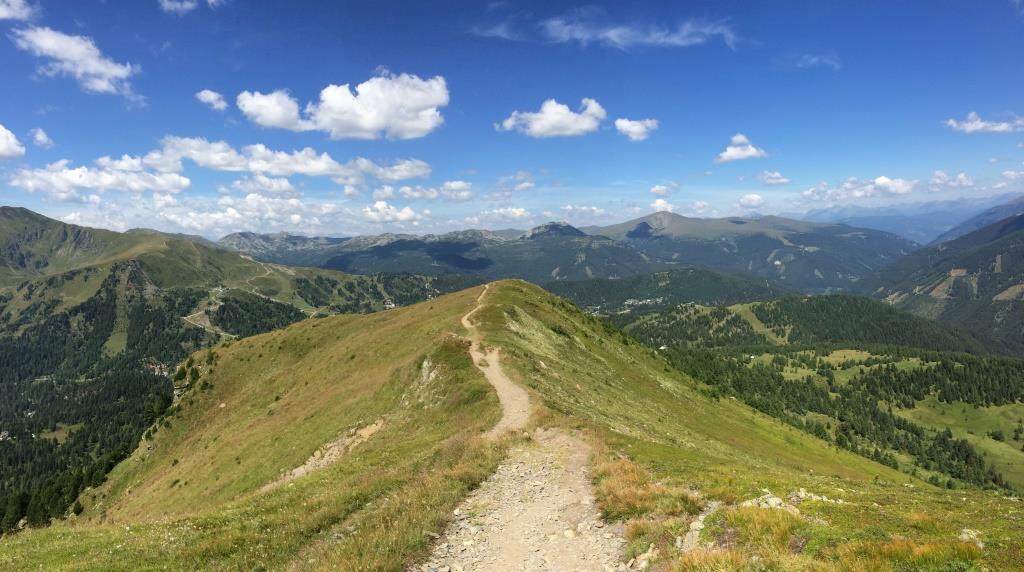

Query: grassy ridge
1,287,504,570
3,281,1023,569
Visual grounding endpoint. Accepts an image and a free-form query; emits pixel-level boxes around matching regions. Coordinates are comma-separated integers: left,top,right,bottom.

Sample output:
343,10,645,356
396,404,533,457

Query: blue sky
0,0,1022,237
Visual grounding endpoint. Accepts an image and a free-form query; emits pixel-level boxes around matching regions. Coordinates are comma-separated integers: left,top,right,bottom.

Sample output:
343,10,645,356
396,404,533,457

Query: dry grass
829,539,982,571
594,457,703,520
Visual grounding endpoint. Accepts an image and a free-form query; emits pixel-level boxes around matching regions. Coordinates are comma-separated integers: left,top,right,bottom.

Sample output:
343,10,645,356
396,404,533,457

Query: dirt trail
460,284,531,439
417,429,624,572
414,285,624,571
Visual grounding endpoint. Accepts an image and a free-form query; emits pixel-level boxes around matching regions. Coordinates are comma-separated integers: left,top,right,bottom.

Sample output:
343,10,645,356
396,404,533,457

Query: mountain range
4,204,1024,569
220,212,916,292
867,212,1024,355
798,193,1024,244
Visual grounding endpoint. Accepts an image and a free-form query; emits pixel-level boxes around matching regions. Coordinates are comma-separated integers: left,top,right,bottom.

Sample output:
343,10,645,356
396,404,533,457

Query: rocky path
414,286,624,571
418,429,624,572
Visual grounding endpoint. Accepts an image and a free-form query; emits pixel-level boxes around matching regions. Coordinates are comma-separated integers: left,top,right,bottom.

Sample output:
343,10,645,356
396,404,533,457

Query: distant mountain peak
527,221,585,238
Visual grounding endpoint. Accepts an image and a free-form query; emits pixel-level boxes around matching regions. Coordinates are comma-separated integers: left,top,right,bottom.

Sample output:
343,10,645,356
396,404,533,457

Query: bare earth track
416,284,625,571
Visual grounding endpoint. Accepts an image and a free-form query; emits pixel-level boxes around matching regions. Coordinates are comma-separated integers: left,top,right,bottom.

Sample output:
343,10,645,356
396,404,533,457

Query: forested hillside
543,267,786,313
869,213,1024,355
5,281,1023,570
608,293,1024,491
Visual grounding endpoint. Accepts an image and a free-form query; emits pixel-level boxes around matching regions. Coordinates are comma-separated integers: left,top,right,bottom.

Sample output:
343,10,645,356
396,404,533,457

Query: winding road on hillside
416,285,624,572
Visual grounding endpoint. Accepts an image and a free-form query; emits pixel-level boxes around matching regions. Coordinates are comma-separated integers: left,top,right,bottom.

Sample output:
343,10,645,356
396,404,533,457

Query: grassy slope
900,399,1024,490
2,281,1022,569
1,286,504,570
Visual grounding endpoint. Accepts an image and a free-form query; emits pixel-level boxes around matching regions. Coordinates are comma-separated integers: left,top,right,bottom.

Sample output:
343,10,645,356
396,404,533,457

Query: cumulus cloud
690,201,711,215
29,127,52,148
1002,170,1024,181
440,180,474,201
362,200,427,223
158,0,223,15
715,133,767,163
540,12,736,50
0,123,26,159
384,181,474,202
8,136,433,203
195,89,227,111
650,198,675,212
372,186,395,200
930,170,974,190
0,0,35,20
137,136,430,184
236,90,307,130
479,206,531,221
11,27,141,102
759,170,790,185
10,159,190,202
649,182,678,196
512,171,535,191
237,72,450,139
497,98,605,137
945,112,1024,134
560,204,605,217
738,193,765,209
614,118,658,141
801,176,918,202
231,174,295,195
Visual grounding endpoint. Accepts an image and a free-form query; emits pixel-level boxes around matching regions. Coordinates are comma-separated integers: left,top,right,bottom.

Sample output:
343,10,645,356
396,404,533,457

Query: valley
3,280,1022,570
3,3,1022,569
2,206,1024,570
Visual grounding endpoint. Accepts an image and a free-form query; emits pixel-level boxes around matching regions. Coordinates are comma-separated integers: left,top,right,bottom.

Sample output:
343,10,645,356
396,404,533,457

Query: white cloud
650,198,675,212
440,180,474,201
759,170,790,185
195,89,227,111
231,174,295,195
96,154,145,171
372,186,395,200
141,136,430,184
153,192,177,209
560,204,605,217
8,136,432,203
512,171,535,191
930,170,974,190
392,180,475,202
795,54,841,70
649,182,678,196
738,193,765,209
236,90,308,130
11,27,141,102
479,206,531,220
497,98,605,137
0,0,34,20
540,13,736,50
0,123,26,159
1002,170,1024,181
362,201,426,223
614,118,658,141
801,176,918,202
690,201,711,215
29,127,52,148
10,159,190,202
715,133,766,163
237,72,449,140
945,111,1024,134
158,0,223,15
872,175,916,195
